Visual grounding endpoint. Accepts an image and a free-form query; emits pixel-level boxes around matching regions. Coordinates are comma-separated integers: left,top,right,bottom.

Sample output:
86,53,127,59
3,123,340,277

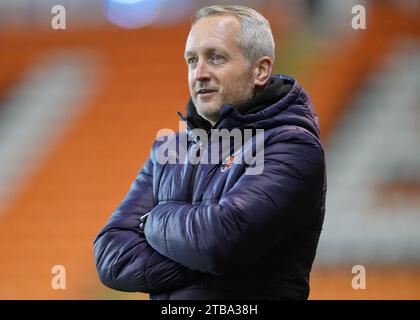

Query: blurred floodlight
152,0,193,26
104,0,164,29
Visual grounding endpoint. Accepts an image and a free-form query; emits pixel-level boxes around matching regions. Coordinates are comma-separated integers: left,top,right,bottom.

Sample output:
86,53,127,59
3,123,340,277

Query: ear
253,56,273,87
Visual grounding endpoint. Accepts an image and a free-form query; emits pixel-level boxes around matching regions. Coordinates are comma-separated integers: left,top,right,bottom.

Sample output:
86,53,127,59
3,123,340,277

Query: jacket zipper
189,139,203,203
190,163,199,203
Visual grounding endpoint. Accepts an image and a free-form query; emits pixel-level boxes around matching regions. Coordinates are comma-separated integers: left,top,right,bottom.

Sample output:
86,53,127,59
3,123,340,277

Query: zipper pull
139,212,150,234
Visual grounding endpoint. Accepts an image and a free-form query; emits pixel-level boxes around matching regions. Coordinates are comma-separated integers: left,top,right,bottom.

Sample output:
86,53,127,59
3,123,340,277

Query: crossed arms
94,130,324,293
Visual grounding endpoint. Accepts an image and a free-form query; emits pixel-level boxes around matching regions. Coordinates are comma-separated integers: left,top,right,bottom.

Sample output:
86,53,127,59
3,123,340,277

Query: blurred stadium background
0,0,419,299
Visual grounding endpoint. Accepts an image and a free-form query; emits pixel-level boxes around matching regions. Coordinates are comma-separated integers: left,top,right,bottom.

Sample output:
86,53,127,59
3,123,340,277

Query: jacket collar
178,74,294,132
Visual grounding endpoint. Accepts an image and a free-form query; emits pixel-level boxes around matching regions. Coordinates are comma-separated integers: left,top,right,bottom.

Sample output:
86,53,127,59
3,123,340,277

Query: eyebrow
184,47,227,59
184,50,194,58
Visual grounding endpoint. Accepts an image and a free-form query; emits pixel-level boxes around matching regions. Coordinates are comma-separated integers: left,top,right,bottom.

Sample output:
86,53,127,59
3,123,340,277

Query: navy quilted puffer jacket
94,75,326,299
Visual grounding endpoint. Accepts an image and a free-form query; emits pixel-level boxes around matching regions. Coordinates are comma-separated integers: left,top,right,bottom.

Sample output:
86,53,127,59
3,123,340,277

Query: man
94,5,326,300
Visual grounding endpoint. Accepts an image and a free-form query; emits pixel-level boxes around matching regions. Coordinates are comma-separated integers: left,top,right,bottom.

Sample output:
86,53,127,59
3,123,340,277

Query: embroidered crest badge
221,155,236,172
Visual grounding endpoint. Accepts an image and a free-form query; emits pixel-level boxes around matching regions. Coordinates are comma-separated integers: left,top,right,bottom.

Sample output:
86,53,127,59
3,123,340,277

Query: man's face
184,15,256,125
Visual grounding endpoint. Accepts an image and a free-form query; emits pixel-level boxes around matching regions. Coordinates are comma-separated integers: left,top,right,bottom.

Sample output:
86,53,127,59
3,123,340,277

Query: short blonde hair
192,5,275,65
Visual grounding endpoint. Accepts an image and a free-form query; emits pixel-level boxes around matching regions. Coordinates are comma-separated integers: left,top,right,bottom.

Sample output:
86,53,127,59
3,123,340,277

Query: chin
197,102,218,115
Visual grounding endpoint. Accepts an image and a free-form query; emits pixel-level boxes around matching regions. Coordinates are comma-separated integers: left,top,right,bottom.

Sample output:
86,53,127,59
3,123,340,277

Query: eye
210,54,225,64
187,57,197,65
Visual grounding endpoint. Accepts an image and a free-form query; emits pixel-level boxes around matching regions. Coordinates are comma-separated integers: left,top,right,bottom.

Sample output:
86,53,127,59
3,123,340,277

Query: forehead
185,15,241,55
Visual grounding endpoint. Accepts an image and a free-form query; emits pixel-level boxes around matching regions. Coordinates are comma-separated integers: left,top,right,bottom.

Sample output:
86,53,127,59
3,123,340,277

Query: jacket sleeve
144,129,325,276
93,151,199,294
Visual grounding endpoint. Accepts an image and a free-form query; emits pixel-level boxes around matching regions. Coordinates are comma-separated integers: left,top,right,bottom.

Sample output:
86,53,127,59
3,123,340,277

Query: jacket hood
179,74,320,138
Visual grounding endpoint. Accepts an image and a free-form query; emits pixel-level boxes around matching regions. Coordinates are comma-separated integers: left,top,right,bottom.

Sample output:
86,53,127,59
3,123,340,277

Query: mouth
196,89,218,97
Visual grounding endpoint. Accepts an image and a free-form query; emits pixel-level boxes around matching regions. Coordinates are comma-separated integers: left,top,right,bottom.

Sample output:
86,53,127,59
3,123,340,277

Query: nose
194,59,211,82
